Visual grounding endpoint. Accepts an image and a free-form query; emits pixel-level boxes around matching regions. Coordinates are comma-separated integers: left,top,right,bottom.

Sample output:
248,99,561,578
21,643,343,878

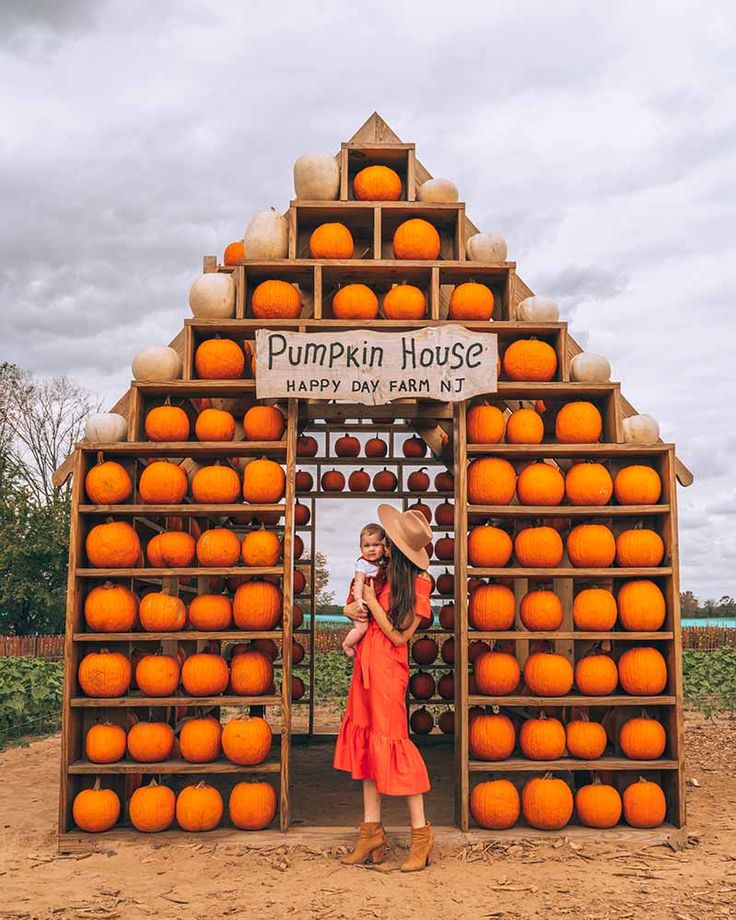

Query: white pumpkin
131,346,182,382
623,414,660,445
85,413,127,443
189,272,235,319
517,295,560,323
417,178,459,203
244,208,289,260
293,152,340,200
570,352,611,384
466,232,508,262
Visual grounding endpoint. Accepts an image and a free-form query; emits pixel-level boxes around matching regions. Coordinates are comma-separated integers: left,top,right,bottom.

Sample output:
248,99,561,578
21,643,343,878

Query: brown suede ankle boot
400,822,434,872
340,821,387,865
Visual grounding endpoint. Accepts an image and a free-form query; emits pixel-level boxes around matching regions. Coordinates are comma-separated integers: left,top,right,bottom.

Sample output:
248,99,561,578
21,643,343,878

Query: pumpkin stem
92,777,102,791
96,451,104,466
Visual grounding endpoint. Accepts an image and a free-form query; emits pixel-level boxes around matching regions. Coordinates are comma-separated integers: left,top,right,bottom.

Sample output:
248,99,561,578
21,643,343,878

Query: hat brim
377,504,430,571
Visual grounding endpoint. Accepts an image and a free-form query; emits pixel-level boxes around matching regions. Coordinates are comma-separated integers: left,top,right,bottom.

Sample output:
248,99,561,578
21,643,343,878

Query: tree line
680,592,736,620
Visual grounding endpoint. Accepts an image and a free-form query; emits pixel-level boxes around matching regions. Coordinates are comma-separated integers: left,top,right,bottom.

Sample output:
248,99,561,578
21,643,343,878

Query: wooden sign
254,326,497,405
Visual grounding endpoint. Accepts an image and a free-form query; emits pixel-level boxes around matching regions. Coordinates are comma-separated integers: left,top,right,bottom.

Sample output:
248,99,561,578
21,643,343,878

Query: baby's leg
342,619,369,658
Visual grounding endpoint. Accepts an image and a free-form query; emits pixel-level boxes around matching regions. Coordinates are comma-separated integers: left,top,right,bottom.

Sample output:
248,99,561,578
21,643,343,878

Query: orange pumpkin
144,406,190,442
618,647,667,695
139,592,187,631
574,653,618,695
241,528,281,567
196,528,241,567
146,531,196,567
354,165,402,201
620,716,666,759
230,650,274,696
72,778,120,832
469,584,515,630
467,457,517,505
85,460,132,504
514,526,564,568
615,527,665,567
224,240,245,265
576,780,622,829
519,712,566,760
566,524,616,568
229,781,278,830
523,652,573,695
383,284,426,319
466,404,505,444
129,778,176,832
617,579,666,631
565,462,613,506
474,651,521,695
469,713,516,760
555,401,602,443
139,461,188,504
181,653,229,696
188,594,232,630
516,462,565,506
86,521,141,568
614,465,662,505
135,654,180,697
195,408,236,442
251,279,302,319
332,283,379,319
309,222,354,259
84,582,138,632
78,650,131,697
84,723,127,763
221,716,272,765
180,716,222,763
243,406,285,442
468,525,513,567
503,340,557,382
448,282,494,321
505,408,544,444
243,458,285,503
195,338,245,379
176,781,224,831
127,721,175,762
521,775,573,830
393,218,440,260
622,778,666,828
566,716,607,759
519,589,563,631
572,588,618,631
233,581,282,630
192,464,240,504
470,779,520,830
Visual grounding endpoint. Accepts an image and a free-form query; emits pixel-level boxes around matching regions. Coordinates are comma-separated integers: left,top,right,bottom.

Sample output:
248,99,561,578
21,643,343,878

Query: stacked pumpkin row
468,457,663,506
83,580,295,633
471,775,668,831
74,776,277,834
410,707,455,735
469,710,666,762
85,457,286,508
468,581,667,633
77,647,286,699
297,432,436,460
140,403,285,444
471,647,669,698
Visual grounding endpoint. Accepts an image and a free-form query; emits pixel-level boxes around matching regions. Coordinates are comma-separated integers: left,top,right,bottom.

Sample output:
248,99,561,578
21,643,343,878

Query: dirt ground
1,714,735,920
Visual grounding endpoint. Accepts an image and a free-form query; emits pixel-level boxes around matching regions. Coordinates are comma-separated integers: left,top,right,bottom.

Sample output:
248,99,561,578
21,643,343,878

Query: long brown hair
385,536,421,630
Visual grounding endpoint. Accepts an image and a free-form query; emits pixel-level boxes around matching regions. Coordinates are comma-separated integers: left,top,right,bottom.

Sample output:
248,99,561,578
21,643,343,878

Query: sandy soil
1,714,735,920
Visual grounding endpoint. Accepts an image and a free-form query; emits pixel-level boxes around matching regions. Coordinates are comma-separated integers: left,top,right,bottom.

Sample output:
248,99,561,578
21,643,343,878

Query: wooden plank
468,631,674,641
468,758,679,772
373,207,381,259
71,695,282,707
468,504,670,517
75,631,283,642
453,401,469,830
79,503,284,516
406,148,416,201
77,441,285,455
468,567,672,578
69,759,281,775
313,264,322,320
468,695,676,706
203,255,217,273
466,443,672,457
234,264,246,319
76,566,286,578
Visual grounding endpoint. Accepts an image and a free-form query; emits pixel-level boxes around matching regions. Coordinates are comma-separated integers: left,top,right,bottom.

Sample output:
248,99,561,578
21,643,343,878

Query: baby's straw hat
377,504,432,571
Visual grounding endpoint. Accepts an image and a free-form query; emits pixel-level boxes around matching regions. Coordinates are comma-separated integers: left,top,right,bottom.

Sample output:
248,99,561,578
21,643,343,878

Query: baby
342,523,387,658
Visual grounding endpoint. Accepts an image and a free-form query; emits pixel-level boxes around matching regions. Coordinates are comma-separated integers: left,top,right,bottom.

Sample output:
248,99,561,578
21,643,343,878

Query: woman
333,504,434,872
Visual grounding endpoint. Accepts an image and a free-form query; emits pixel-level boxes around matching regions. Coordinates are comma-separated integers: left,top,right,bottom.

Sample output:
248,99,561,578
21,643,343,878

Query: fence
0,635,64,658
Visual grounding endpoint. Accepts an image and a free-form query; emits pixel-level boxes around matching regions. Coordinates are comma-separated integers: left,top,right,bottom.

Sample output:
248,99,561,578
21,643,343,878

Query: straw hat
377,504,432,570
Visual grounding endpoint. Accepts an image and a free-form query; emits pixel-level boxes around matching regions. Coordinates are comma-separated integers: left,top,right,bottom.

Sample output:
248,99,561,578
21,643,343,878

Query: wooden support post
373,207,382,260
235,265,246,319
313,265,322,320
453,402,469,830
406,149,417,201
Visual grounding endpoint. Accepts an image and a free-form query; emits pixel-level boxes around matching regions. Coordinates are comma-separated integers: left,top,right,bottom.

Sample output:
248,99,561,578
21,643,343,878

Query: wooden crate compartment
340,142,415,201
321,262,435,320
380,203,465,261
241,262,316,320
289,203,378,260
439,263,515,322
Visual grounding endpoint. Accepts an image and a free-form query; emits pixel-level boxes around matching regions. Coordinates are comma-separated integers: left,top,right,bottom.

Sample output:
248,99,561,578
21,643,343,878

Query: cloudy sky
2,1,735,601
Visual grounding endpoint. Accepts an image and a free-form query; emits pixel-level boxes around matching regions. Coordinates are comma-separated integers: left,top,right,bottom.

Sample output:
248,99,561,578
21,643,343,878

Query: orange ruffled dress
333,575,431,796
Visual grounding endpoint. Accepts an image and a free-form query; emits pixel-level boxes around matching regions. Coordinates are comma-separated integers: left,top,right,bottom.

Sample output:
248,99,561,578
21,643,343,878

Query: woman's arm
362,581,424,647
343,601,368,623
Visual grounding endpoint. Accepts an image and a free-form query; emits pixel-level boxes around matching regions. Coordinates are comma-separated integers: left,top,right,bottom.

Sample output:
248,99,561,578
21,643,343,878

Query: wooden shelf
466,444,673,457
468,631,674,641
71,695,282,708
467,567,672,578
187,317,547,334
69,759,281,775
468,757,679,773
132,380,256,396
298,491,449,500
78,503,285,516
468,695,676,707
75,565,310,577
296,458,450,468
468,504,670,518
78,441,285,455
74,631,283,642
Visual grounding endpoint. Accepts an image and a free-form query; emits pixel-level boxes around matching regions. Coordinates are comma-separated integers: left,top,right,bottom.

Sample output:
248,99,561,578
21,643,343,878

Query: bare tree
314,550,334,608
1,363,99,504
